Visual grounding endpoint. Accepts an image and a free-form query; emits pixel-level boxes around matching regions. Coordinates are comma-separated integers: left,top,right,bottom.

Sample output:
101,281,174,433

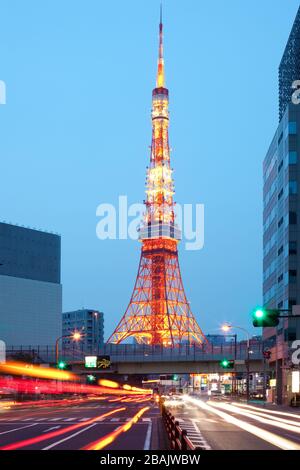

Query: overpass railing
5,340,263,364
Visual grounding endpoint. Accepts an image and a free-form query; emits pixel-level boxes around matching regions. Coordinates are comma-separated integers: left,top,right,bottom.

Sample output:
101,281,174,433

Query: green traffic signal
220,359,234,369
57,361,67,370
252,308,280,327
87,374,96,383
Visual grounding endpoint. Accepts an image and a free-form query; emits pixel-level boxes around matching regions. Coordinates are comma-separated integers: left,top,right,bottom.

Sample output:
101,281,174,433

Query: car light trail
0,361,77,381
108,396,126,402
98,379,119,389
232,402,300,420
0,407,126,450
226,403,300,428
0,377,152,397
82,406,150,450
209,401,300,434
184,396,300,450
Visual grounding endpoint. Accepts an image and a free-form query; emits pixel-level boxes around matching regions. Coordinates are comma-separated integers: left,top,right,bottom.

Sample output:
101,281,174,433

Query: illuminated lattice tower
108,12,206,346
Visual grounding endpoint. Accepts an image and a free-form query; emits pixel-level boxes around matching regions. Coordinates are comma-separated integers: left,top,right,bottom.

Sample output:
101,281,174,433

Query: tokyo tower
108,9,206,346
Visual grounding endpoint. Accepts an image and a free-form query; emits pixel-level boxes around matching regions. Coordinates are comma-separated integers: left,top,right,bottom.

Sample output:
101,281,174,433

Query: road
168,395,300,450
0,397,160,450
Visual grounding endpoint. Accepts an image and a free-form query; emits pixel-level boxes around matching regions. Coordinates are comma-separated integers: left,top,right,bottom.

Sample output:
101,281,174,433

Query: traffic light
86,374,96,383
57,361,67,370
57,361,71,370
220,359,234,369
252,308,280,327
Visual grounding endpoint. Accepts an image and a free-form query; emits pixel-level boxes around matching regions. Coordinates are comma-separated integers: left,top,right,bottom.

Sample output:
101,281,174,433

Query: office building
62,309,104,354
263,7,300,404
0,222,62,346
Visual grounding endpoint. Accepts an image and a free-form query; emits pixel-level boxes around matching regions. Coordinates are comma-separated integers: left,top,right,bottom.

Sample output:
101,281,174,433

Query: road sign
85,356,97,368
97,356,111,369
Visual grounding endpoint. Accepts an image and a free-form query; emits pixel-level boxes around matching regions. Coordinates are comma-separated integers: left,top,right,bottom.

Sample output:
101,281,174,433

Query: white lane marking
142,418,151,422
43,426,61,433
110,418,120,422
191,419,211,450
49,418,62,421
64,418,76,422
42,423,98,450
79,418,90,422
0,423,38,435
21,418,33,421
143,421,152,451
35,418,47,421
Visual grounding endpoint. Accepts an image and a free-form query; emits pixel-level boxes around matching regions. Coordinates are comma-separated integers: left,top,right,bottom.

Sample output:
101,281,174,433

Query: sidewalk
151,416,169,450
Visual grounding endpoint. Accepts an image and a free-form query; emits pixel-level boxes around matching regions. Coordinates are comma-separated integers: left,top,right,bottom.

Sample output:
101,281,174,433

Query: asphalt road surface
0,397,160,450
168,395,300,450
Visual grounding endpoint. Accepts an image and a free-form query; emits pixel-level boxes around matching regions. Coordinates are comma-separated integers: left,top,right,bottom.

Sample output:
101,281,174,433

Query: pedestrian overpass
6,340,269,375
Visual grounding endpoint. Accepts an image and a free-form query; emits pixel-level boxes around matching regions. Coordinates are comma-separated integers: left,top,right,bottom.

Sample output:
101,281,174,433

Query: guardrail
5,340,264,364
161,403,198,450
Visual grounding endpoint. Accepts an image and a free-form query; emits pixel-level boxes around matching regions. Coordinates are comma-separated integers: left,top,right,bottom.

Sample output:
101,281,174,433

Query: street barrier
161,403,199,450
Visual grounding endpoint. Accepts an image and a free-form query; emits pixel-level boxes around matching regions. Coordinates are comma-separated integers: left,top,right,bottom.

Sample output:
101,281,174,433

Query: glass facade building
263,7,300,404
0,222,62,346
62,309,104,354
263,104,300,312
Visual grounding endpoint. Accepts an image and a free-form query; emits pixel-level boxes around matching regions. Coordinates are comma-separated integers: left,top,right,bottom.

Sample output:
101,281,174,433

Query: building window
284,327,297,342
289,241,297,255
288,122,297,134
289,270,297,283
278,160,283,172
278,245,283,256
288,151,297,164
278,217,283,228
288,298,297,308
278,273,283,283
289,181,297,195
277,301,283,309
289,211,297,224
278,188,283,200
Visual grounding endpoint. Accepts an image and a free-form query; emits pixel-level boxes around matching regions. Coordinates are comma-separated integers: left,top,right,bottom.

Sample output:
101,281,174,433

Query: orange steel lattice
108,10,206,346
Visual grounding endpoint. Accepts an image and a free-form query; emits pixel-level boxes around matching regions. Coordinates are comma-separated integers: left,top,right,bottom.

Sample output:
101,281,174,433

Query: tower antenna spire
157,2,165,87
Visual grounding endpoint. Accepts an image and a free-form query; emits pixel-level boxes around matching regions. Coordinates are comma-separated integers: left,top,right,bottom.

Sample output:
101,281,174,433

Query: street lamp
55,331,83,365
221,323,251,402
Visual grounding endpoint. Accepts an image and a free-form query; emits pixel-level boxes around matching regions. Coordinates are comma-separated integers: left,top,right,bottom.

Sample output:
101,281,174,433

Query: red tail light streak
0,407,126,450
82,406,150,450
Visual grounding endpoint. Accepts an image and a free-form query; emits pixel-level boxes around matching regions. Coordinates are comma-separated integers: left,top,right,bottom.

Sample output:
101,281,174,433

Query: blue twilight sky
0,0,299,340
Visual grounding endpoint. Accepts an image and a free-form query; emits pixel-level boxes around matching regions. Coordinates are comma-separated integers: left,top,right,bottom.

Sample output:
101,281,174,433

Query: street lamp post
55,332,82,365
222,324,250,402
